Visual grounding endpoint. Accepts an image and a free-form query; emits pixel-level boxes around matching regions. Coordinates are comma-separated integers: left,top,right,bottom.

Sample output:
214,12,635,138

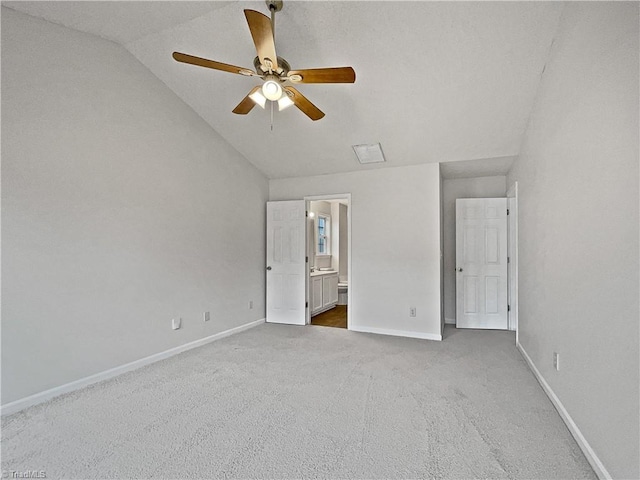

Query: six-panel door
266,200,306,325
455,198,508,330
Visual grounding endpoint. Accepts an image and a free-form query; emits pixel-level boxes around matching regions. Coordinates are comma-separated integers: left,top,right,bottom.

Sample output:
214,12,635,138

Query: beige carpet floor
1,324,595,479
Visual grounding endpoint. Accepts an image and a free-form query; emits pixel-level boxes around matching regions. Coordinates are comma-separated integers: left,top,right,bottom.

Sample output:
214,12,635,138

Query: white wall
308,201,332,269
1,9,268,405
330,202,340,273
338,203,348,283
507,3,639,478
326,202,349,278
442,176,506,323
270,164,442,340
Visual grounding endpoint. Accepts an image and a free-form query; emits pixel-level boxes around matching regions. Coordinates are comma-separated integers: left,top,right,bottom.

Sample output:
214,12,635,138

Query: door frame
506,182,519,340
304,194,352,330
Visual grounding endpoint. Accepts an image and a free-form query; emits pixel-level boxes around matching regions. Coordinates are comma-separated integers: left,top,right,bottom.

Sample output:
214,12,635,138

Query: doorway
306,195,351,330
311,306,347,328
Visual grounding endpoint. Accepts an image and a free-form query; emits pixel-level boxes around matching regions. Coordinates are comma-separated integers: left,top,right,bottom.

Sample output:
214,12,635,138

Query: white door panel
311,277,323,312
322,274,339,308
328,275,339,305
266,200,306,325
456,198,508,330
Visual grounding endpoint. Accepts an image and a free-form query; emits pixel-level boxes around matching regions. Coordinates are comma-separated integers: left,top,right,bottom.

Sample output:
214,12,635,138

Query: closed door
456,198,508,330
266,200,306,325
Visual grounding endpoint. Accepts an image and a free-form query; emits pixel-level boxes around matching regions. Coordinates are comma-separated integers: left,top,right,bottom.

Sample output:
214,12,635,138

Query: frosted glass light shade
278,95,294,111
262,80,282,101
249,90,267,109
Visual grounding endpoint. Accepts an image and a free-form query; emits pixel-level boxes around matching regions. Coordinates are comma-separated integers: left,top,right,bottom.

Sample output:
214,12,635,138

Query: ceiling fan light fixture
262,79,282,101
173,5,355,122
278,94,294,111
249,90,267,109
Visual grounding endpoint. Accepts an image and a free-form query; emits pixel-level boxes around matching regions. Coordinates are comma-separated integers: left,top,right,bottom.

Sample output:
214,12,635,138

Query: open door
266,200,306,325
455,198,508,330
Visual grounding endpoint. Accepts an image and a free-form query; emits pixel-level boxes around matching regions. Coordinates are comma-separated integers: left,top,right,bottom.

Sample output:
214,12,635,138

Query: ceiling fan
172,0,356,121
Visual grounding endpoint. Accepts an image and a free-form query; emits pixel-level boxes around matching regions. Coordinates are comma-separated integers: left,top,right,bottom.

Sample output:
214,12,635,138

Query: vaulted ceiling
3,1,563,179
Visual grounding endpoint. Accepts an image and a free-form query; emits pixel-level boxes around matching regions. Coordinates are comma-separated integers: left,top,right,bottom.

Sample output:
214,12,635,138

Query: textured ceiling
440,156,516,179
3,1,564,179
3,1,234,44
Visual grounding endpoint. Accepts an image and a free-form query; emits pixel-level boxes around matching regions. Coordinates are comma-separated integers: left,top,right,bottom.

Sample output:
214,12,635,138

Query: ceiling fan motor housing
254,56,290,77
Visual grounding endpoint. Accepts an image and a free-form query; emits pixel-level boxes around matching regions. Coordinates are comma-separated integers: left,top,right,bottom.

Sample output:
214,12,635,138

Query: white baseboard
517,343,611,480
350,325,442,341
1,318,265,417
445,317,456,325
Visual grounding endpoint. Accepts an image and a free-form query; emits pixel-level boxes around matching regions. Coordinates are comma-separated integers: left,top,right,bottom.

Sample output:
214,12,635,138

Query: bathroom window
317,214,330,255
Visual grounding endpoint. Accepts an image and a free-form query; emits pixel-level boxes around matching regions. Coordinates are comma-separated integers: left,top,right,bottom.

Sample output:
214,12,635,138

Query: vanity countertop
310,270,337,277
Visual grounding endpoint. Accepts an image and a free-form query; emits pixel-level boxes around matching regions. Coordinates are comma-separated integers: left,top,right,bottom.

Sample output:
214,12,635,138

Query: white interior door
456,198,508,330
266,200,306,325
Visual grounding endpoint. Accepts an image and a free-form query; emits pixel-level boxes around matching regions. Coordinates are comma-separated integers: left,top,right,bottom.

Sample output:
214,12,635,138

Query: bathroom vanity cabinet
310,271,339,316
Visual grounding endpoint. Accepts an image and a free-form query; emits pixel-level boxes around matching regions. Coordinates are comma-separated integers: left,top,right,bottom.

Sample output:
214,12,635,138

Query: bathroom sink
310,270,337,276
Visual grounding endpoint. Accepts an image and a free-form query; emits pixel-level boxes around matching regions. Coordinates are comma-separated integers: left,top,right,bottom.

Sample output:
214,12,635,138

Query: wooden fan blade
244,10,279,72
287,67,356,84
284,86,325,121
232,86,261,115
172,52,255,76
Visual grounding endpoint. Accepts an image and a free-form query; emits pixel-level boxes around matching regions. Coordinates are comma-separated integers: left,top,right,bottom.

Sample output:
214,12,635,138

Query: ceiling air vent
353,143,386,164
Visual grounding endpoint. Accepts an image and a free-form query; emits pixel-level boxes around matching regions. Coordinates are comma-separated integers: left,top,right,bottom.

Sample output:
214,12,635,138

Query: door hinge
507,256,510,263
508,305,511,312
306,256,308,263
507,209,510,215
306,211,308,217
305,301,308,308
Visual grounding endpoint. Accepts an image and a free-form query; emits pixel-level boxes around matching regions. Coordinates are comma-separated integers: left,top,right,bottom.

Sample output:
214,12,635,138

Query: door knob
266,266,272,271
457,267,463,272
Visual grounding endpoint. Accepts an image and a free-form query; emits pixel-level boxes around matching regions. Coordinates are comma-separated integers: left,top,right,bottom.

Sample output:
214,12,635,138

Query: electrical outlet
553,352,559,371
249,300,253,310
172,318,182,330
409,307,417,317
203,311,210,322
